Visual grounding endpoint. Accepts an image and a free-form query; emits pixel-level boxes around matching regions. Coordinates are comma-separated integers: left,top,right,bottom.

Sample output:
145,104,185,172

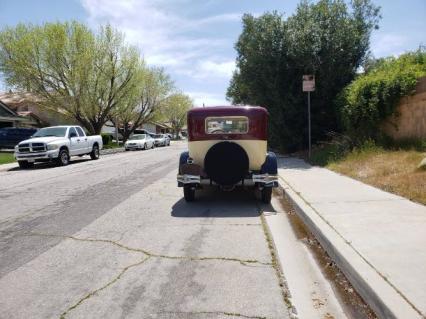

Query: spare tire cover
204,141,249,186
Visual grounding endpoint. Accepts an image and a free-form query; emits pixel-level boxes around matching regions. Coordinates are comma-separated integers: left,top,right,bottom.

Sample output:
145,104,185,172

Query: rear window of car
205,116,249,134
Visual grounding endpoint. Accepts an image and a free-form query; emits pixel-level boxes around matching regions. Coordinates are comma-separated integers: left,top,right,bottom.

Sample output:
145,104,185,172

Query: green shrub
310,132,354,166
101,133,113,146
340,49,426,142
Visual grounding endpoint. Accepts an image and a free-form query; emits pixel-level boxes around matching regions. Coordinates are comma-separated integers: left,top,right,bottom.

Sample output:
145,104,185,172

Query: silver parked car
124,134,155,151
152,134,167,147
163,134,171,146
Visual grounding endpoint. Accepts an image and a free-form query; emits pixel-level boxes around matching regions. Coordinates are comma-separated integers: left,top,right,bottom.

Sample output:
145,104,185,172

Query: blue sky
0,0,425,105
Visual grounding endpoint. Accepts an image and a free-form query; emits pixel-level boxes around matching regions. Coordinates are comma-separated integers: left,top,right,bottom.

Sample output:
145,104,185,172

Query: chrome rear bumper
177,173,278,187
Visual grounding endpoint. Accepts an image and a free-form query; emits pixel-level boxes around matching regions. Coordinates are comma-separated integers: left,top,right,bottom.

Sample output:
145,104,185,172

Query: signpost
303,75,315,158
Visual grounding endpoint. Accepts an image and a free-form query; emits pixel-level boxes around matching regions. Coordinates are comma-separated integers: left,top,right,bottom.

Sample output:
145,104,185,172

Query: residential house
0,92,71,127
142,122,172,134
0,100,28,128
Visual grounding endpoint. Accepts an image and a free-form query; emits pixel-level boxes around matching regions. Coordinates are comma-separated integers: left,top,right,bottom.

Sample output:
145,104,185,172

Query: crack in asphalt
156,310,268,318
22,232,273,319
26,233,272,267
59,256,151,319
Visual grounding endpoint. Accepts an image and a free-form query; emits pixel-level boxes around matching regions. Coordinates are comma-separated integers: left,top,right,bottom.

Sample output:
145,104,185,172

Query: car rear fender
260,152,278,175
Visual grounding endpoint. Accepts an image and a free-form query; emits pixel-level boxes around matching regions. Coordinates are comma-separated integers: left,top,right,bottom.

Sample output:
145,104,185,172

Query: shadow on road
171,187,273,218
7,158,93,171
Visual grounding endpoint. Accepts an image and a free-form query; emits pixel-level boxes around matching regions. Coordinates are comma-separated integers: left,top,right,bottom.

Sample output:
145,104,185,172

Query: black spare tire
204,142,249,186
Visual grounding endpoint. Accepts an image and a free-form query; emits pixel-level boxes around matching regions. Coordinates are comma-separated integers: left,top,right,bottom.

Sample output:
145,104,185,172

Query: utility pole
303,75,315,159
308,91,311,159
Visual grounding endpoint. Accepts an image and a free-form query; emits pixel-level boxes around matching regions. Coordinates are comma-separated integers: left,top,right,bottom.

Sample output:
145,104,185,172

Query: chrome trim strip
177,174,201,184
252,174,278,186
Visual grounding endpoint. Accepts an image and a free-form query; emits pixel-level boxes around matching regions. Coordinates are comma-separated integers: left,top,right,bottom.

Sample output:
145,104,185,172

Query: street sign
303,75,315,92
303,75,315,158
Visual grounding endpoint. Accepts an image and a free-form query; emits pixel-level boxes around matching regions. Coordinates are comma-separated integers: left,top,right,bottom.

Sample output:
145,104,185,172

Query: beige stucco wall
382,77,426,140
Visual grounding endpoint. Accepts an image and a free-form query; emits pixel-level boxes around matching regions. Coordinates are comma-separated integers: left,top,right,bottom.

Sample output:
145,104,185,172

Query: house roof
0,100,18,117
0,92,42,107
0,100,25,121
17,111,43,124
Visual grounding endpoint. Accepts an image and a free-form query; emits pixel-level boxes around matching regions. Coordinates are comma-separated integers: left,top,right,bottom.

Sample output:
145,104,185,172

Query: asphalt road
0,142,290,319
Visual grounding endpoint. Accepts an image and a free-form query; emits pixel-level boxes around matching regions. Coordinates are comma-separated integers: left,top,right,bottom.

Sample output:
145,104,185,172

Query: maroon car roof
188,106,268,117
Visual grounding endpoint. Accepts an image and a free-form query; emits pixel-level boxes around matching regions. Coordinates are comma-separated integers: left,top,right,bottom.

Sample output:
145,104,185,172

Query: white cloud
80,0,239,103
371,33,407,57
198,60,235,78
176,60,235,79
196,13,241,25
187,91,231,107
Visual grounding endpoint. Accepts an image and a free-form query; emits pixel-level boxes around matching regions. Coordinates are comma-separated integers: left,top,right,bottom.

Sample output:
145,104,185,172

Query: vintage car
177,106,278,203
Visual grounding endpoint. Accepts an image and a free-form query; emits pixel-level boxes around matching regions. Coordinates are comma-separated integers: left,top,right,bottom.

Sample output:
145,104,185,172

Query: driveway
0,143,289,319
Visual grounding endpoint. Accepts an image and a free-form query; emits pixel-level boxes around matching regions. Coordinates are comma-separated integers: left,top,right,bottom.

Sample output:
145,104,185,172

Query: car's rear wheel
183,186,195,202
18,161,34,169
90,144,100,160
57,149,70,166
261,187,272,204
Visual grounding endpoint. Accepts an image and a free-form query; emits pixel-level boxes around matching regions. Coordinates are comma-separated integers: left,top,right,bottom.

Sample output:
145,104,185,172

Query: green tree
227,0,380,151
114,66,174,142
0,22,142,134
162,93,192,139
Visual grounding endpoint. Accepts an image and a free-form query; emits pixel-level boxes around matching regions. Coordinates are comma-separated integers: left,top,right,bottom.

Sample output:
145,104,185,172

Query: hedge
339,49,426,142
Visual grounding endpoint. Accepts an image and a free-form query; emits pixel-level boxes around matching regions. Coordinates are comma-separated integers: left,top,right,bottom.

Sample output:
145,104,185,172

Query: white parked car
14,125,103,169
124,134,155,151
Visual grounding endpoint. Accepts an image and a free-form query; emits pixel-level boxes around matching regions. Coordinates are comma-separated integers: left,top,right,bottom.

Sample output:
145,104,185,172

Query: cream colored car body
188,139,267,171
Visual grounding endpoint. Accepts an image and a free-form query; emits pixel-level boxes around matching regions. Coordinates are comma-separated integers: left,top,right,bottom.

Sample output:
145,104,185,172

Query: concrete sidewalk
277,157,426,319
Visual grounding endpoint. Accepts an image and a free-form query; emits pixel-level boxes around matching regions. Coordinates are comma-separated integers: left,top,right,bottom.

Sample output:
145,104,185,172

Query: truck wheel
90,144,100,160
57,149,70,166
183,186,195,202
144,143,147,150
261,187,272,204
18,161,34,169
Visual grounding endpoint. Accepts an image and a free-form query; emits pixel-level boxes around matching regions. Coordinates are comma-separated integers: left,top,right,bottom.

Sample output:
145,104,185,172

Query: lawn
311,145,426,205
103,143,123,149
0,152,16,165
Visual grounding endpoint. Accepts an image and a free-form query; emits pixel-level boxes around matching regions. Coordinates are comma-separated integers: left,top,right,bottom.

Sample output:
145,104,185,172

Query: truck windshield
205,117,249,134
33,127,67,137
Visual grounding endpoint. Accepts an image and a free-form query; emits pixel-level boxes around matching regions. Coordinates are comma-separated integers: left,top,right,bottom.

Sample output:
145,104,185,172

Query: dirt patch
327,149,426,205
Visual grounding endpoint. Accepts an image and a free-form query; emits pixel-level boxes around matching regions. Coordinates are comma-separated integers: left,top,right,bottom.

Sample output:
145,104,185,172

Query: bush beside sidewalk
277,157,426,319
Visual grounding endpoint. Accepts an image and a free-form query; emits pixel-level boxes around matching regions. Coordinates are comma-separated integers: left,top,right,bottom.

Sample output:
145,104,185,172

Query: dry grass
327,149,426,205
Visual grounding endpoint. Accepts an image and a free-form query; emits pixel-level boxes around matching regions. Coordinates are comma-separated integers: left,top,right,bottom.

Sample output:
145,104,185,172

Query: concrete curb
0,162,18,172
100,147,125,155
276,177,422,319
